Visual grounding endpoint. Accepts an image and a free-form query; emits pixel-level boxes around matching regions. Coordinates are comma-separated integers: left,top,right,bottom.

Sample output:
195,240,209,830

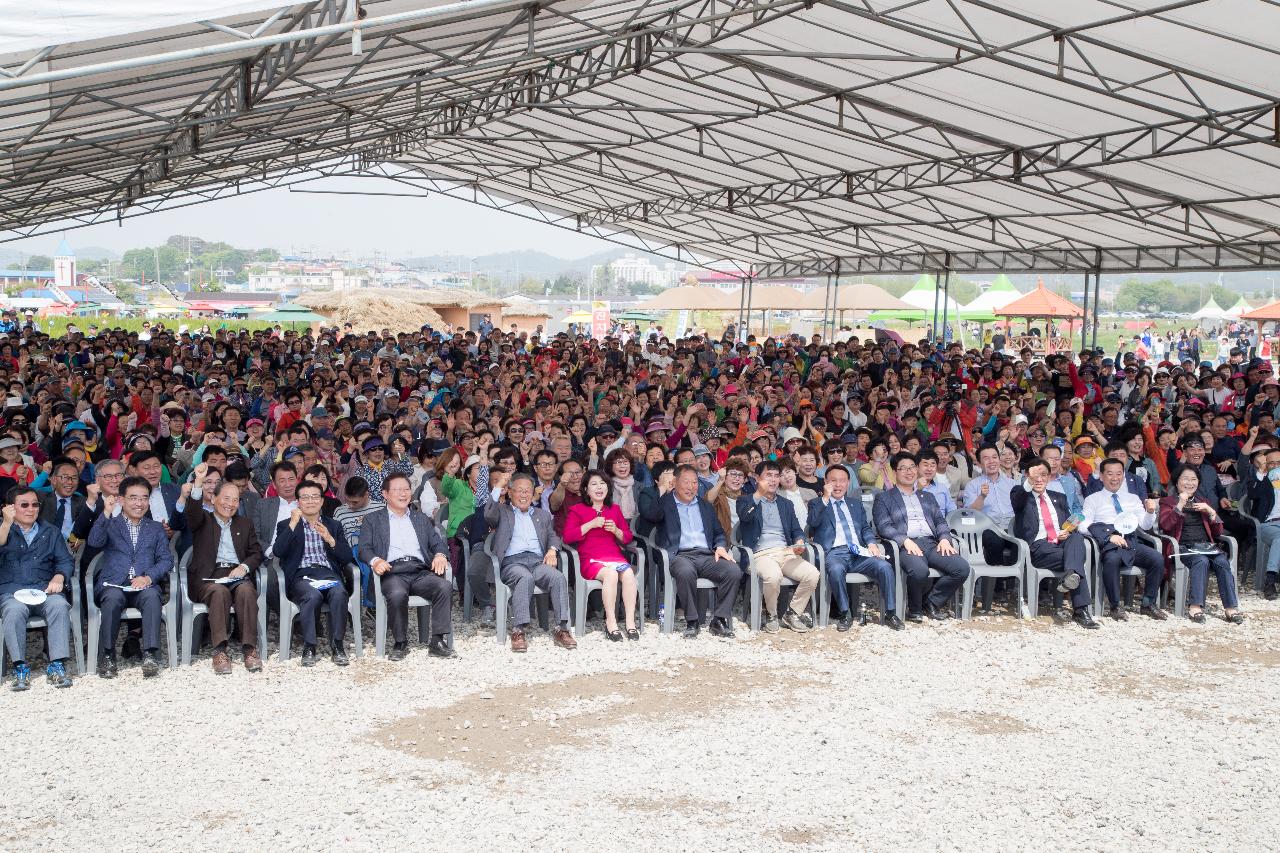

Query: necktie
833,500,857,551
55,498,67,530
1111,492,1123,515
1038,494,1058,544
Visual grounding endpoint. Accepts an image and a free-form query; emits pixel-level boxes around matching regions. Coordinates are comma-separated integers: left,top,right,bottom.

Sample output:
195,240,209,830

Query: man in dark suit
358,471,455,661
640,464,741,639
184,463,265,675
1012,460,1099,629
1248,445,1280,598
807,463,903,631
485,472,575,653
273,478,354,666
127,451,187,534
39,456,87,546
87,476,174,678
735,460,820,633
872,453,970,621
246,461,300,612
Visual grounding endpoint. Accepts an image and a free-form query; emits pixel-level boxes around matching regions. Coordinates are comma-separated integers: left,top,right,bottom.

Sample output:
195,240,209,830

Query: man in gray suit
484,472,575,653
358,471,455,661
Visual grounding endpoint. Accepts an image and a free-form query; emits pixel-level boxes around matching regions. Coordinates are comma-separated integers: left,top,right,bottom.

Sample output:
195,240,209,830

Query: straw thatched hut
294,288,507,333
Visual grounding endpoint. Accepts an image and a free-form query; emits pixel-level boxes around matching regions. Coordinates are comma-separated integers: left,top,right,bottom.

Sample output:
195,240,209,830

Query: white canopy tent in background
963,275,1021,314
1222,297,1253,320
1190,296,1227,326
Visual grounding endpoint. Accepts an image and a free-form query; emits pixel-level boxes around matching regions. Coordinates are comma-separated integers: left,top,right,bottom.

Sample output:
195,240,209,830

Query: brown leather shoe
510,629,527,653
552,627,578,650
212,650,232,675
243,647,263,672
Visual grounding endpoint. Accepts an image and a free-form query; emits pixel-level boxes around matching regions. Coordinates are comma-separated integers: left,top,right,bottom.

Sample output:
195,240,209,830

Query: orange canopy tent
993,280,1083,354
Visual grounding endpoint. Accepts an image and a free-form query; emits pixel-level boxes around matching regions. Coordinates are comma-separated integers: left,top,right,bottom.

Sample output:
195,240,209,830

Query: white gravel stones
2,598,1277,851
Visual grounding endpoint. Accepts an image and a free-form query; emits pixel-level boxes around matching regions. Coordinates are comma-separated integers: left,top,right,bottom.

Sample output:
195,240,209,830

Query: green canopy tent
614,309,658,323
257,303,328,325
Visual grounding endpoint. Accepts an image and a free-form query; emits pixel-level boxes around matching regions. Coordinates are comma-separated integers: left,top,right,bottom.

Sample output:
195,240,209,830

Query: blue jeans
825,546,896,616
1260,521,1280,576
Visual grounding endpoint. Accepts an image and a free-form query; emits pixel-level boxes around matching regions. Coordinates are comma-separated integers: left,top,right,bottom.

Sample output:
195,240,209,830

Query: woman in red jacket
563,471,637,641
1158,466,1243,624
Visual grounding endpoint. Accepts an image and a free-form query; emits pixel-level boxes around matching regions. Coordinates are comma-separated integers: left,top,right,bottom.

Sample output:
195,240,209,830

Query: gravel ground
3,596,1277,852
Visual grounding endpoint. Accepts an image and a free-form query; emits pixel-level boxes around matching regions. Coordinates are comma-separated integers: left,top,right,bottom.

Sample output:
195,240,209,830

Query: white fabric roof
3,0,1280,276
964,288,1021,314
1190,296,1227,320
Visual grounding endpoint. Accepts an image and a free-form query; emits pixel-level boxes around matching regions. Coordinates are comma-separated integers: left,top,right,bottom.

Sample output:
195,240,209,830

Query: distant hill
75,245,120,261
399,247,682,277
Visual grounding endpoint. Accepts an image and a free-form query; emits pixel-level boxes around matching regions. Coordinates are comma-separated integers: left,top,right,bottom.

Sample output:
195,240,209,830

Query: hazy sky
3,176,618,261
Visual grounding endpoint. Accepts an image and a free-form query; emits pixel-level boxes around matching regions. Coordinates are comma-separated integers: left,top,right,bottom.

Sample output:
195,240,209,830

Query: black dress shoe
709,618,735,638
1139,604,1168,621
906,610,925,623
98,655,118,679
1073,609,1100,630
1108,605,1129,621
140,651,160,677
836,613,854,632
625,627,640,641
605,627,624,642
683,622,700,640
1264,576,1277,600
883,612,905,631
331,647,349,666
301,645,317,667
428,638,457,659
924,603,949,621
388,643,408,661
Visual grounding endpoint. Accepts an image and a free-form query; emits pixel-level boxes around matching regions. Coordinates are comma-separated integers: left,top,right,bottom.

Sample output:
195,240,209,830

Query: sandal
1224,611,1244,625
1188,609,1205,624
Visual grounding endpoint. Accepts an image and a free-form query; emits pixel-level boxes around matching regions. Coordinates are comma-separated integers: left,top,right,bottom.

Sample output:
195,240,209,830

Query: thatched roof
796,283,912,312
638,285,737,310
723,285,805,310
294,290,445,333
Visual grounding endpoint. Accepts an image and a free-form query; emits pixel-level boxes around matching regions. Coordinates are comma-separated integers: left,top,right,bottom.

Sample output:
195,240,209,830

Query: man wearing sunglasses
0,486,75,690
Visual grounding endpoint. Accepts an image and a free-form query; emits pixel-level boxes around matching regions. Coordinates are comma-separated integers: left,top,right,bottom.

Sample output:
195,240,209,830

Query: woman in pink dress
564,471,638,641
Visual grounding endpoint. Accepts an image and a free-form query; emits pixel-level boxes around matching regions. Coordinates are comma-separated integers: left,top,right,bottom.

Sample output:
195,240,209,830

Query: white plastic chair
482,532,557,644
1025,532,1100,618
1146,530,1237,618
371,560,454,657
814,541,904,627
275,558,364,661
176,550,269,666
561,542,646,638
947,509,1027,620
0,557,86,677
731,526,818,632
85,554,179,670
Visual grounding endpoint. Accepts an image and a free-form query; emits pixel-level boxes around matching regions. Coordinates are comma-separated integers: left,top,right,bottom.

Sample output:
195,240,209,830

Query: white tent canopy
1222,297,1252,319
4,1,1280,282
1190,297,1227,320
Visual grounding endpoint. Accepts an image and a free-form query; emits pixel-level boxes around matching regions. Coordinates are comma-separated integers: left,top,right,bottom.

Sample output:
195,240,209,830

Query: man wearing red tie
1011,459,1099,629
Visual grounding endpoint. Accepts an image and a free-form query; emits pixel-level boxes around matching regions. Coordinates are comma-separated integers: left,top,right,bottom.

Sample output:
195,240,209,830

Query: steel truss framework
3,0,1280,277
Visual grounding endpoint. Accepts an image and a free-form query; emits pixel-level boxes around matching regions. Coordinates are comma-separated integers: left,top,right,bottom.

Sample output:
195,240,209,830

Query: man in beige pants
735,460,819,633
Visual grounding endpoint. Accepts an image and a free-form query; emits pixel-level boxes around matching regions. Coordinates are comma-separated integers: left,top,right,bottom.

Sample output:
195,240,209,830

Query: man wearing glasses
39,456,86,548
0,486,76,690
87,476,174,678
273,479,354,667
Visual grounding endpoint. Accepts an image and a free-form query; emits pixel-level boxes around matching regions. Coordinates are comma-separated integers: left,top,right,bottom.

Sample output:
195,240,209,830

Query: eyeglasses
13,501,38,508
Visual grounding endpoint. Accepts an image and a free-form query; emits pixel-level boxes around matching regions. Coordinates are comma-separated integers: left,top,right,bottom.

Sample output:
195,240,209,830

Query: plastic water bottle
657,603,665,625
858,600,868,626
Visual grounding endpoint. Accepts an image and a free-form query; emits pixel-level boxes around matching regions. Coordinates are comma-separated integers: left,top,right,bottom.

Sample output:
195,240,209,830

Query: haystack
295,287,512,333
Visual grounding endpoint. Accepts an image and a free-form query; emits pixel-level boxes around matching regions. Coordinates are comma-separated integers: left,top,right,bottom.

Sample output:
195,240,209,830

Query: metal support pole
736,276,746,341
1080,272,1090,351
822,273,833,340
746,276,755,340
1091,270,1102,350
936,268,947,343
940,269,951,347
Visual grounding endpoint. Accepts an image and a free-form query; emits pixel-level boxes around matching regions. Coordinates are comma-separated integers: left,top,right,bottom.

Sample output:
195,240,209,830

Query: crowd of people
1,312,1277,691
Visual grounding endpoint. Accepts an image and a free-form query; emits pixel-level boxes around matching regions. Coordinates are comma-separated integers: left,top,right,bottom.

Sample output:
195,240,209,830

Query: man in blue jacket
735,460,819,633
0,486,75,690
808,464,904,631
87,476,173,678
